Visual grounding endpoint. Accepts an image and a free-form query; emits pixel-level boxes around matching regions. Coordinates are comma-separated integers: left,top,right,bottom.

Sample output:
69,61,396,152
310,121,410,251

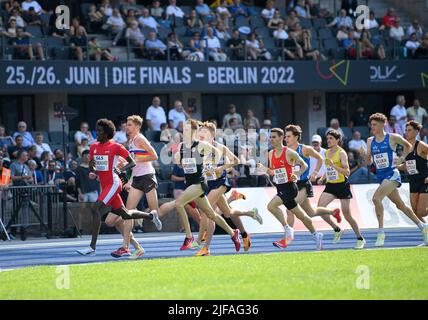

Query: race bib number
95,155,109,171
182,158,197,174
204,164,217,181
326,167,339,181
274,168,288,184
406,160,419,175
373,152,390,169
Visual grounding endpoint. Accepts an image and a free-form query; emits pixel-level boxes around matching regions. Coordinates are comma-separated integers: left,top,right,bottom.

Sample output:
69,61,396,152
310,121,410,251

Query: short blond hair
127,115,143,127
201,121,216,135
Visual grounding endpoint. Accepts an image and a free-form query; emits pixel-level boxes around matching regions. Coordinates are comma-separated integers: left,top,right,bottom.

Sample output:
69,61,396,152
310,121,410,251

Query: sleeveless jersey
293,144,310,181
325,147,346,184
128,134,155,177
180,141,205,185
271,147,294,185
371,133,395,176
405,140,428,182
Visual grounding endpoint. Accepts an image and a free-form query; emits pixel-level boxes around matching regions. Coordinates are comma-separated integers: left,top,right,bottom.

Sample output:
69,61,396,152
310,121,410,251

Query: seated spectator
222,104,243,129
300,28,325,60
204,27,227,61
160,123,173,143
327,118,345,138
273,22,289,41
89,37,117,61
12,27,45,60
100,0,114,17
364,11,380,30
336,25,349,41
145,31,167,60
406,19,423,40
88,5,104,30
405,33,420,57
359,29,386,59
64,160,78,198
347,151,374,184
216,21,230,40
113,122,128,146
150,0,164,19
382,8,396,29
77,138,90,158
2,19,17,39
167,32,187,60
75,122,96,147
294,0,309,18
243,109,260,130
216,0,231,19
23,7,41,26
104,8,126,46
226,28,244,60
196,0,214,23
305,0,321,18
166,0,185,19
9,9,26,28
40,151,52,170
27,145,41,169
10,150,32,186
261,1,276,21
389,18,404,42
70,27,88,61
268,10,284,30
21,0,44,14
13,121,35,148
187,10,204,30
0,125,16,152
8,135,27,160
413,34,428,59
284,10,299,30
34,133,52,158
69,17,87,37
53,149,65,170
27,159,44,184
407,99,427,125
187,31,206,61
48,11,67,38
349,106,368,127
44,159,65,186
245,32,271,60
348,131,367,154
327,9,353,29
343,30,357,59
4,0,21,14
139,8,160,32
384,115,404,136
230,0,249,18
126,20,145,54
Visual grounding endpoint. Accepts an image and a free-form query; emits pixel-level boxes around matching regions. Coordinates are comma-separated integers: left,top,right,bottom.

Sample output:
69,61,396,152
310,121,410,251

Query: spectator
10,9,26,28
245,32,271,60
21,0,44,14
268,10,285,30
88,5,104,32
145,31,167,60
167,32,187,60
406,19,423,40
23,7,41,26
70,27,88,61
262,119,272,130
413,34,428,59
40,151,52,170
222,104,243,129
336,24,350,41
27,145,41,169
27,159,43,184
0,125,16,151
89,37,118,61
168,100,189,129
2,19,17,39
273,22,289,41
261,1,276,21
243,109,260,130
126,19,145,55
341,0,358,17
188,31,205,61
4,1,21,14
420,127,428,144
382,8,396,29
300,28,324,60
359,29,386,60
216,21,230,41
226,28,244,60
305,0,321,18
391,95,407,131
113,122,128,145
294,0,309,18
204,27,227,61
187,9,204,29
384,115,404,136
64,160,78,197
216,0,231,19
348,131,367,154
44,159,65,186
8,135,27,160
364,11,380,30
343,30,357,59
309,134,326,181
10,150,32,186
389,18,404,42
327,118,345,137
12,122,35,148
350,106,368,127
53,149,65,170
150,0,164,19
166,0,185,19
139,8,160,32
327,9,353,29
405,33,420,57
196,0,214,23
77,138,90,158
75,122,96,147
104,8,126,46
76,149,100,232
12,27,45,60
100,0,113,17
407,99,427,125
347,151,373,184
0,152,12,187
230,0,249,18
34,133,52,158
146,96,167,136
160,123,173,143
69,17,87,37
48,10,67,38
284,10,299,30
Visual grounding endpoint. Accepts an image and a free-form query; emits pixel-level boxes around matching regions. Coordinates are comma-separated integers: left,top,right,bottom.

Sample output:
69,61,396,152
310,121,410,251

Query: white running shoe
76,246,96,256
285,226,294,245
423,225,428,245
151,210,162,231
354,239,366,249
314,232,324,251
333,229,345,244
375,232,385,247
252,208,263,225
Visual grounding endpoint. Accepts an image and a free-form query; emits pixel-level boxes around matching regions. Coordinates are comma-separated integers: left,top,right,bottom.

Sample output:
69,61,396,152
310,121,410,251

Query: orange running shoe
243,234,252,252
195,246,210,256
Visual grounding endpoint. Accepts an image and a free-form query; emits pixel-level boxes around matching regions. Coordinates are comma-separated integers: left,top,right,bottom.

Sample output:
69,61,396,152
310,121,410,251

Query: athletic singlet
203,141,227,182
128,134,155,177
293,144,310,181
180,141,205,185
271,147,293,185
371,133,396,176
405,140,428,181
325,147,346,184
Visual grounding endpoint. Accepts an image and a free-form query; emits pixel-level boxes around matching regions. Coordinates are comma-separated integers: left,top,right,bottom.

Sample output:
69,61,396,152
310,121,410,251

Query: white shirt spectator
405,40,420,50
348,139,367,152
146,105,167,131
407,106,427,124
389,25,405,42
166,5,185,18
113,131,127,145
12,131,35,148
364,18,379,30
217,6,230,16
168,109,186,129
138,16,159,31
107,15,125,29
74,131,96,145
309,147,326,178
205,35,222,50
261,8,276,20
406,25,423,39
390,104,407,130
273,29,289,40
21,0,42,13
246,39,261,49
35,142,53,158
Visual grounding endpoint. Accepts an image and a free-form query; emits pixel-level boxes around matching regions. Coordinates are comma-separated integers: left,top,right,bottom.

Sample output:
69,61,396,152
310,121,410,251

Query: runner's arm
390,133,412,164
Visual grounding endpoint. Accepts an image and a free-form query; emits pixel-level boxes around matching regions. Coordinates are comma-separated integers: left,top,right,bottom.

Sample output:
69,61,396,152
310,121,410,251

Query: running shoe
314,232,324,251
151,210,162,231
180,236,195,251
129,247,145,260
273,238,286,249
375,232,385,247
333,229,345,244
231,190,246,201
333,208,342,223
252,208,263,225
190,241,200,250
76,246,96,256
423,224,428,245
354,239,366,250
195,246,210,256
243,234,252,252
111,247,131,258
285,226,294,245
231,229,241,252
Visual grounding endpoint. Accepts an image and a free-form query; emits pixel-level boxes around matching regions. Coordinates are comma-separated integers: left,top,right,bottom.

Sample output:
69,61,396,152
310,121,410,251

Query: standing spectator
168,100,189,129
11,28,45,60
13,121,35,148
145,31,167,60
384,115,404,136
10,150,32,186
382,8,396,29
327,118,345,137
74,122,96,147
407,99,427,124
70,27,88,61
261,1,276,21
8,135,27,160
327,9,353,28
113,122,128,145
166,0,185,19
350,106,368,127
348,131,367,154
389,18,404,42
243,109,260,129
34,133,52,158
150,0,164,19
222,104,243,129
76,150,100,232
104,8,126,46
204,27,227,61
230,0,249,18
406,19,423,40
146,96,167,140
138,8,160,32
0,125,16,152
309,134,326,181
21,0,44,14
341,0,358,16
27,160,43,185
390,95,407,131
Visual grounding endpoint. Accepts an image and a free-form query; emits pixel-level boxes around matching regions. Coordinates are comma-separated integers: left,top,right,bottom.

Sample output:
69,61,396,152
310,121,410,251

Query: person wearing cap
309,134,326,181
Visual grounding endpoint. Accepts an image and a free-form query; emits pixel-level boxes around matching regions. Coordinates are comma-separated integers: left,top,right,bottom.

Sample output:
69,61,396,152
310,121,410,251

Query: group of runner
77,112,428,258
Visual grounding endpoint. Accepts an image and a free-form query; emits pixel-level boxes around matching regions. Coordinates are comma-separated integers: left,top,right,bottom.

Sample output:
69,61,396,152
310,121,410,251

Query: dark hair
15,134,23,140
96,118,116,139
17,149,27,159
82,149,90,156
271,127,284,137
406,120,422,131
285,124,302,142
326,129,342,141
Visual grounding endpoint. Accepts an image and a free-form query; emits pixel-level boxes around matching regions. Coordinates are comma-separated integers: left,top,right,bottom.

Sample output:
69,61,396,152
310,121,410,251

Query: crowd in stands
1,0,427,61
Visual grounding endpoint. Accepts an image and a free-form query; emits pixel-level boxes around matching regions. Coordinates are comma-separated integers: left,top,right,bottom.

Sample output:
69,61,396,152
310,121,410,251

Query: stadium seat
342,127,353,140
250,6,262,16
68,142,78,157
173,17,185,27
300,18,312,29
173,26,187,37
322,38,339,57
46,37,65,58
255,27,270,39
234,16,250,28
250,16,266,28
40,13,51,26
353,126,370,139
262,37,275,49
32,131,50,143
52,47,70,60
181,6,192,16
26,26,44,38
318,28,334,40
50,131,68,144
313,18,327,29
158,27,172,40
